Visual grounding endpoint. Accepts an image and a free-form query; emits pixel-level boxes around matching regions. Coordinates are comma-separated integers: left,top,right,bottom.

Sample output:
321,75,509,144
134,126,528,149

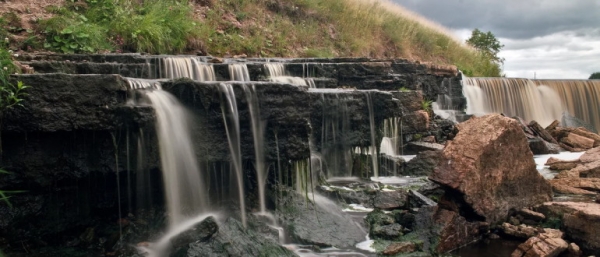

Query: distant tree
466,28,504,64
590,72,600,79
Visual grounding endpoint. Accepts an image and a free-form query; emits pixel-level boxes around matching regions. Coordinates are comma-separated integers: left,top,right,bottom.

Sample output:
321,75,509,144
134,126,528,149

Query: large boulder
430,114,553,225
511,229,568,257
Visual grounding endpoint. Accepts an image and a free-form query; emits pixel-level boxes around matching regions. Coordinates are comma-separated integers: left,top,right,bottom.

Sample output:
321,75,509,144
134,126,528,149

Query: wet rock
402,110,430,133
510,228,568,257
170,216,219,250
372,189,408,210
571,160,600,178
537,202,600,254
278,190,365,248
548,181,597,195
528,120,559,144
404,150,442,176
407,190,437,208
406,142,444,152
571,128,600,147
405,205,488,254
430,114,553,225
383,241,418,255
372,223,404,240
560,113,598,134
379,154,405,177
501,223,538,239
391,210,416,230
175,218,295,257
529,138,560,154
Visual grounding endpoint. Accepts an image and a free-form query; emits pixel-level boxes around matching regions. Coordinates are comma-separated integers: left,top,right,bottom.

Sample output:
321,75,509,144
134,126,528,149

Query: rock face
404,150,442,176
430,114,553,225
537,202,600,254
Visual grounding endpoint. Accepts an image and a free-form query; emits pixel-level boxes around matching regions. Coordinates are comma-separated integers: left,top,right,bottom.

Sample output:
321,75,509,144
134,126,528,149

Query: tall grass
36,0,500,76
40,0,197,54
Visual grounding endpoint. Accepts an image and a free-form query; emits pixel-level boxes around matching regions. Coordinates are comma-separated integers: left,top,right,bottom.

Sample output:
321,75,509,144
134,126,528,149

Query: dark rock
379,154,405,176
372,223,404,240
406,142,444,152
404,150,442,176
562,112,598,134
407,190,437,209
174,218,295,257
430,114,553,225
528,138,560,154
528,120,559,144
278,191,365,248
171,216,219,251
392,210,416,230
372,189,408,210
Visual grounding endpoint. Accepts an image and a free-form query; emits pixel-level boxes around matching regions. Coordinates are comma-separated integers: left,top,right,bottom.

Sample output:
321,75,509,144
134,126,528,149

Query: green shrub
41,0,197,54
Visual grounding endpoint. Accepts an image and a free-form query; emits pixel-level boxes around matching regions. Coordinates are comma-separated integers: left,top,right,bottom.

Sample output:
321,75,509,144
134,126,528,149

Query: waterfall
380,117,400,156
219,83,247,227
242,84,267,214
265,63,285,77
125,78,208,228
319,92,353,178
533,80,600,132
365,91,379,178
229,64,251,81
265,63,316,88
160,57,216,81
462,77,563,127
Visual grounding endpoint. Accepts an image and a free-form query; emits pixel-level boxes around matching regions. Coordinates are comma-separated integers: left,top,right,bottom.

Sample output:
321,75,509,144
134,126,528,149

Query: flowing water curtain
462,77,563,127
229,63,251,81
160,57,216,81
533,80,600,132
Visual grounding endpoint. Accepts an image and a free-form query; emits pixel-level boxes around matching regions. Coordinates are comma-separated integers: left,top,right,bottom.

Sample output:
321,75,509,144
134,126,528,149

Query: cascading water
317,91,353,178
229,63,251,81
243,84,268,214
533,79,600,132
219,83,247,227
463,77,563,127
160,57,216,81
365,91,379,178
380,117,400,156
134,82,209,228
265,62,316,88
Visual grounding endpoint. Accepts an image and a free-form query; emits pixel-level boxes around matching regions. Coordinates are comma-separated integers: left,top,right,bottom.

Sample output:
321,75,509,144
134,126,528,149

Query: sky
392,0,600,79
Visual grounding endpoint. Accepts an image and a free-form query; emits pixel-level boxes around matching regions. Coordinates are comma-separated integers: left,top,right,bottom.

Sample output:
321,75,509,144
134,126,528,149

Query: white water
144,90,208,228
365,92,379,178
534,151,585,179
265,63,285,77
160,57,216,81
137,213,219,257
229,63,251,81
243,84,268,213
462,77,563,127
219,83,247,227
380,117,400,156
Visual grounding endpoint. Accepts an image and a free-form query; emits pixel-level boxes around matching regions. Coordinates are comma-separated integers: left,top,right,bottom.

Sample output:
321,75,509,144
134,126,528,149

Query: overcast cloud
392,0,600,79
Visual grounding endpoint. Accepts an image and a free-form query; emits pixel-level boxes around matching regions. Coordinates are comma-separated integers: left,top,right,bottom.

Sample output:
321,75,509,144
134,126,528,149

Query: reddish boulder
510,228,568,257
537,202,600,254
430,114,553,225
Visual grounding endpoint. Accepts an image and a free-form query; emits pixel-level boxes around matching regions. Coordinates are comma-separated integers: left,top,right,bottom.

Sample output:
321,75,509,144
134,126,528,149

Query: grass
7,0,501,76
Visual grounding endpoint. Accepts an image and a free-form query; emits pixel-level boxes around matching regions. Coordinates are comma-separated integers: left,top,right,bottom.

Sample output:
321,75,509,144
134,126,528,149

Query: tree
590,72,600,79
466,28,504,64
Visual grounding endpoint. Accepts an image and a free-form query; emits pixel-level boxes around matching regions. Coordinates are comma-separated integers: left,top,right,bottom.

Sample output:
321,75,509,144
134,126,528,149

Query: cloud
393,0,600,40
392,0,600,79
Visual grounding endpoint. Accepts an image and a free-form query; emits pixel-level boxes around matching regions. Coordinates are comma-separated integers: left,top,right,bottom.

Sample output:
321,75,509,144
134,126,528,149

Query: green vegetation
421,99,432,114
399,87,410,92
40,0,197,53
465,28,504,76
4,0,502,76
590,72,600,79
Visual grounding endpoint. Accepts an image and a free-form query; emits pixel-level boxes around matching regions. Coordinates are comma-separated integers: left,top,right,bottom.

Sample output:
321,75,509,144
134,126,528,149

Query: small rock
372,189,408,210
209,57,224,63
383,241,418,255
511,229,568,257
501,223,537,239
518,208,546,222
566,242,582,257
